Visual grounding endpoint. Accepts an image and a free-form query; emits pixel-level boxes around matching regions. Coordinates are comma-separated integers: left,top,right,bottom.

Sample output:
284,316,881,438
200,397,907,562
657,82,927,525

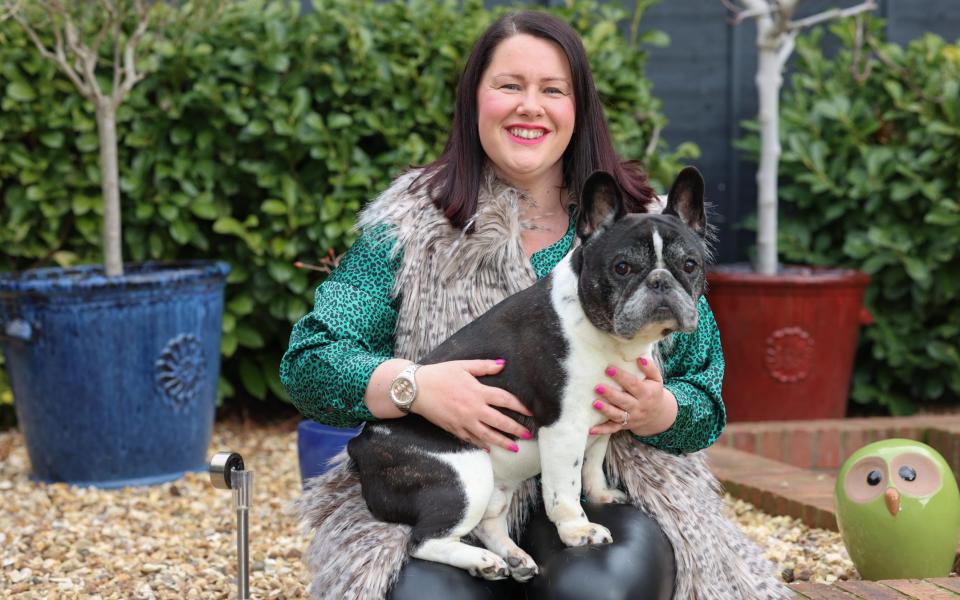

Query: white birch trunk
754,34,782,276
96,98,124,277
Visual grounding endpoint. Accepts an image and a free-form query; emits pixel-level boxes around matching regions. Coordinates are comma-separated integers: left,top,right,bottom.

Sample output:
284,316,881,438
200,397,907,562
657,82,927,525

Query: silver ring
621,411,630,426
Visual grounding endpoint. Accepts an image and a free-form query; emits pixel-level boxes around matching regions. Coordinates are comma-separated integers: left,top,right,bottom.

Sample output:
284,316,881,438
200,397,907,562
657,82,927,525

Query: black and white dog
348,167,709,581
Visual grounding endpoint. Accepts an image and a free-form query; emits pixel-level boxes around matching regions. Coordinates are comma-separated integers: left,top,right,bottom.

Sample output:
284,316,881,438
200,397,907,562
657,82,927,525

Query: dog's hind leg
409,450,510,580
472,482,539,582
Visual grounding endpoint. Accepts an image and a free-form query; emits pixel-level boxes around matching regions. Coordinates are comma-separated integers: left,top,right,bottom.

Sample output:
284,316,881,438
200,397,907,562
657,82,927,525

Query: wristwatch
389,363,422,414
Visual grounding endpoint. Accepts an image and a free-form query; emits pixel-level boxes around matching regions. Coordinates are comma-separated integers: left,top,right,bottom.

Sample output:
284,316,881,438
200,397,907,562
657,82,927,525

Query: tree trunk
96,98,124,277
754,35,783,276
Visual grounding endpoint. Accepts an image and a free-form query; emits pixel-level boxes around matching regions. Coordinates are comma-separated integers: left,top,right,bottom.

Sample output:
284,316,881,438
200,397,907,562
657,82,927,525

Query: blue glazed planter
297,419,362,488
0,261,229,488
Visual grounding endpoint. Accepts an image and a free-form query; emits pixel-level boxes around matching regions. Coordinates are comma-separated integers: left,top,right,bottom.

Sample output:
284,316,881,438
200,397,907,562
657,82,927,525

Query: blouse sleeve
279,228,400,428
633,296,727,454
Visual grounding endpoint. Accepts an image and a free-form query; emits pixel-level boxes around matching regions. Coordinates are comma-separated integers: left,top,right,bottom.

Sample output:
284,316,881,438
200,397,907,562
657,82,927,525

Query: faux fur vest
295,169,789,599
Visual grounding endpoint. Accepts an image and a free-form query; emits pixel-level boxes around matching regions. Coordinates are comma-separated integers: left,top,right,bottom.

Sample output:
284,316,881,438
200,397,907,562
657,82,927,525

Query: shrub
769,20,960,413
0,0,695,408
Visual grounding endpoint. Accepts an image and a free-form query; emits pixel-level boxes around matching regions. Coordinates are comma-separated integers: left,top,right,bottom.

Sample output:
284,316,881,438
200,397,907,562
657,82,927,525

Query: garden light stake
209,451,252,600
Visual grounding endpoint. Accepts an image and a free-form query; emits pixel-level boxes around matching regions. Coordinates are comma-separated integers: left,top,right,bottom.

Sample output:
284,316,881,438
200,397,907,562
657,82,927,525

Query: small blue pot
0,260,229,488
297,419,363,488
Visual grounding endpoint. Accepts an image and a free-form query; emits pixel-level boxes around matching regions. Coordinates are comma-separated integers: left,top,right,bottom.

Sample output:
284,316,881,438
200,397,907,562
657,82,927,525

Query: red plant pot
706,265,872,422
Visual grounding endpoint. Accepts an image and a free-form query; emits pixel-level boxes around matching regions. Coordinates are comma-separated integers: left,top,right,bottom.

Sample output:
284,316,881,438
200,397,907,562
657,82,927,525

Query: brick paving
707,415,960,599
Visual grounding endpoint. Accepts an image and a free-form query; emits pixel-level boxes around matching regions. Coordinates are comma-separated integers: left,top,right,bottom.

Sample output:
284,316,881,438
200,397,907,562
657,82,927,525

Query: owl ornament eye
835,439,960,581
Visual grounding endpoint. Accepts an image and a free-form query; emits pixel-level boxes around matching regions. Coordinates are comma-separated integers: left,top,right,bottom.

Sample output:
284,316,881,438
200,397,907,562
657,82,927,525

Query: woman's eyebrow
492,73,571,84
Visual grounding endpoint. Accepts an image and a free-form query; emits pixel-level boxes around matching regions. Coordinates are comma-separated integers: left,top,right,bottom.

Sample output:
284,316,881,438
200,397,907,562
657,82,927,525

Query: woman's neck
492,163,566,222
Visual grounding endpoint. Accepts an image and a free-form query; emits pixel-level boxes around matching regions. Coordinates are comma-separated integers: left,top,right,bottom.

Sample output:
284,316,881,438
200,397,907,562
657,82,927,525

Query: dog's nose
646,270,672,292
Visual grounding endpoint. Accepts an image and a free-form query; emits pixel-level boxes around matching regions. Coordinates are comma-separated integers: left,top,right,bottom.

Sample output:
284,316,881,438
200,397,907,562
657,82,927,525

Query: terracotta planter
706,265,871,422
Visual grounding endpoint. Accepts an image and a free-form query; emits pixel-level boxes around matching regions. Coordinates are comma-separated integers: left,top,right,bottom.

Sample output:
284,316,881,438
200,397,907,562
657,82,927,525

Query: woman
284,11,784,600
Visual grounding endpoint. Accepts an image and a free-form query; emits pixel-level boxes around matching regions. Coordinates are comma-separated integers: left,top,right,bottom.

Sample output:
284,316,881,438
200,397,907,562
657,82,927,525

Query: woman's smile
506,124,550,145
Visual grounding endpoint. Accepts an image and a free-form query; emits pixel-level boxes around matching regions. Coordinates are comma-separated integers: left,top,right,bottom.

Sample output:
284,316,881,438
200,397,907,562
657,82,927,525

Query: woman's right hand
411,359,533,453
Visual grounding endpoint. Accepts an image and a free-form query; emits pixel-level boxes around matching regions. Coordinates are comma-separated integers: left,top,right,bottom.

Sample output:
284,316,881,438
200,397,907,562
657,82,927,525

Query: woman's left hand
589,356,679,437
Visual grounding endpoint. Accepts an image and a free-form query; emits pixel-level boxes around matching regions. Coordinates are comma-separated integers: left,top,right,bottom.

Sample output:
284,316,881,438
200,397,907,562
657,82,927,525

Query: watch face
391,377,415,405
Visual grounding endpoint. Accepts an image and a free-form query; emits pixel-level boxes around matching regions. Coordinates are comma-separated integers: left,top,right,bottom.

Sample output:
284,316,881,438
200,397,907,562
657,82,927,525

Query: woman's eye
683,259,698,273
899,466,917,482
500,83,521,91
614,261,631,276
545,87,565,96
866,470,882,486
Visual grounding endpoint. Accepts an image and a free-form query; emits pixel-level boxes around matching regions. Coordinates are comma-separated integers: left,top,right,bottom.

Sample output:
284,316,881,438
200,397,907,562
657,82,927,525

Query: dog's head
571,167,709,342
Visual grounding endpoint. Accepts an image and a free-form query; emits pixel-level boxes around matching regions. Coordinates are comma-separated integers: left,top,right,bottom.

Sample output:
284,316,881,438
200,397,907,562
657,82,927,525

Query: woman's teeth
508,128,545,140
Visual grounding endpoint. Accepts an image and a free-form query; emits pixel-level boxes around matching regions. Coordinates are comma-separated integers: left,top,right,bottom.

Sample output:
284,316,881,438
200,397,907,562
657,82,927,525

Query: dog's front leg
538,424,613,547
582,434,629,504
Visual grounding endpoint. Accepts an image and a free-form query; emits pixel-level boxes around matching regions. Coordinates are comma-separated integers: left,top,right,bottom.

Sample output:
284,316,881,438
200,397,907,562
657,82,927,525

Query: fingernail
495,358,505,365
521,431,532,440
594,385,606,395
640,357,648,366
593,400,604,410
589,428,597,435
605,366,617,377
484,448,490,453
509,443,519,453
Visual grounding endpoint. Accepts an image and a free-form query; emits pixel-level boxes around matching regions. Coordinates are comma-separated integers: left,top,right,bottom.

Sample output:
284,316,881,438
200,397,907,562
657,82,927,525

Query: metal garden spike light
210,451,253,600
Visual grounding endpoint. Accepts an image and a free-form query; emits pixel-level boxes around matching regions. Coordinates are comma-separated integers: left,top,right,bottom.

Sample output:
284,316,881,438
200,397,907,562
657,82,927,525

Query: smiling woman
476,34,575,194
284,9,787,600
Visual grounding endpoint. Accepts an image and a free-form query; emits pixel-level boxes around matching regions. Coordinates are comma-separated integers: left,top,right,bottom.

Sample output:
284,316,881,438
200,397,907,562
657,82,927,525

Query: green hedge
0,0,695,408
761,20,960,414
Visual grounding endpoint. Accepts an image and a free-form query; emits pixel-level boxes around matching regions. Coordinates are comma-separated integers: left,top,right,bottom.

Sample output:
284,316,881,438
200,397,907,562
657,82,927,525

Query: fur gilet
295,169,790,599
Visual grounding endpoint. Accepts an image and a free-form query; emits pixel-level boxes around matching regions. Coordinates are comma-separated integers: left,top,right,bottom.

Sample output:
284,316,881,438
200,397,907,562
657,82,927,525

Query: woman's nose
516,91,544,117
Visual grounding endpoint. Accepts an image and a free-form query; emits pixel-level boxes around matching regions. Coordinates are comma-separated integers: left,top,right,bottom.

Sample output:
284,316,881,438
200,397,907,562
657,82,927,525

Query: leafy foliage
0,0,694,407
763,21,960,413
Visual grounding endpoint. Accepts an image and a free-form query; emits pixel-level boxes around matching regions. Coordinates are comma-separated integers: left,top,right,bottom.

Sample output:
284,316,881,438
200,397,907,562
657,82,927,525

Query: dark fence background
302,0,960,263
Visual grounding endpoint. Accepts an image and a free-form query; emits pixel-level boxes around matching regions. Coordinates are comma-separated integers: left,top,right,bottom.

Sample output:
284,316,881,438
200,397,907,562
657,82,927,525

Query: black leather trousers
388,503,676,600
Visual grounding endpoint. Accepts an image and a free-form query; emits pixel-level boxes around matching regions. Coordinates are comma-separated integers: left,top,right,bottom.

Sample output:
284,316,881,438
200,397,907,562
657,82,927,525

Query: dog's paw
557,521,613,547
505,550,539,582
467,551,510,581
586,487,629,505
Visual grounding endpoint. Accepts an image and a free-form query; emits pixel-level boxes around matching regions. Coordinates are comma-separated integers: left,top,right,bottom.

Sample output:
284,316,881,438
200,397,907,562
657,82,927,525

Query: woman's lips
505,127,549,146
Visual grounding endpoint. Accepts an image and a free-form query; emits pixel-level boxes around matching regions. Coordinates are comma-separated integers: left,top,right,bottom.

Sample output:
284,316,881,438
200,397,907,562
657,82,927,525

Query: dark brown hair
413,11,656,229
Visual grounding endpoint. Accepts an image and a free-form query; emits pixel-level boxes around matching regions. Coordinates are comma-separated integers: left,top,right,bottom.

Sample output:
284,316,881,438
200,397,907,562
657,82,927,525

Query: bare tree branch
114,0,149,107
788,0,877,32
11,8,91,97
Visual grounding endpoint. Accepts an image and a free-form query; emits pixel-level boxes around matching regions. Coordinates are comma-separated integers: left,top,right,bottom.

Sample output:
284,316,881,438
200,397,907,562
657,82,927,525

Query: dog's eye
682,259,698,273
614,261,631,276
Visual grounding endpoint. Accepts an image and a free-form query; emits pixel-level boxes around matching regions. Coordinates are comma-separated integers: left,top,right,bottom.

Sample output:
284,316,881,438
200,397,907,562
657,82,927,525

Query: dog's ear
663,166,706,237
577,170,625,241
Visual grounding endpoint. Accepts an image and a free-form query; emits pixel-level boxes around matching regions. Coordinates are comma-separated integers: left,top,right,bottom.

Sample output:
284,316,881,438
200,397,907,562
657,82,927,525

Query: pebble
1,421,864,597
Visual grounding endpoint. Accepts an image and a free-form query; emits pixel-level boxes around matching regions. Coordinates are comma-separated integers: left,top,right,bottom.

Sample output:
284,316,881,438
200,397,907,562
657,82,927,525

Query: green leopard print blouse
281,219,726,455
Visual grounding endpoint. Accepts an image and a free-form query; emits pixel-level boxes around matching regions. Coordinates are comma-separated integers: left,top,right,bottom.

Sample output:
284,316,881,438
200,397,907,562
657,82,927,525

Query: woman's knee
520,503,676,600
387,557,522,600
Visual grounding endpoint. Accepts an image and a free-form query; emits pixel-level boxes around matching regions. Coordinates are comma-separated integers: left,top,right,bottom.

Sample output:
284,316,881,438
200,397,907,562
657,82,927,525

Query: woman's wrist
364,358,416,419
630,387,678,437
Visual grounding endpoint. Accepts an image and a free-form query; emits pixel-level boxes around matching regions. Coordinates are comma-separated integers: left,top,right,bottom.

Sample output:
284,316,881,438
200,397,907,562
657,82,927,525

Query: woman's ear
663,166,707,237
576,171,625,241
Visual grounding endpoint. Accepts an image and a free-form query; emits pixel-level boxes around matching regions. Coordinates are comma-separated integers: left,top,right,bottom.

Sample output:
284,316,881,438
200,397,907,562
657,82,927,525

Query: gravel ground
0,420,856,598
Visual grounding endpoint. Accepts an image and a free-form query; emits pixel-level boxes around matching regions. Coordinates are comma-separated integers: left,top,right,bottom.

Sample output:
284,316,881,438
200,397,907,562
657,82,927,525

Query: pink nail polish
589,429,597,435
594,384,606,395
521,431,532,440
605,366,616,377
509,443,519,453
593,400,604,410
484,448,490,453
640,357,648,366
495,358,505,365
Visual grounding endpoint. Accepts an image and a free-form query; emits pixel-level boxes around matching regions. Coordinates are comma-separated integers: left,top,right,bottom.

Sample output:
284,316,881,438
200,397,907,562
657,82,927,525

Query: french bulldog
347,166,709,581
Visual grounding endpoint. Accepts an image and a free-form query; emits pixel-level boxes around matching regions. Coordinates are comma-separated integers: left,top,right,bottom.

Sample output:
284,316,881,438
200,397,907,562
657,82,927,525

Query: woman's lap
388,503,675,600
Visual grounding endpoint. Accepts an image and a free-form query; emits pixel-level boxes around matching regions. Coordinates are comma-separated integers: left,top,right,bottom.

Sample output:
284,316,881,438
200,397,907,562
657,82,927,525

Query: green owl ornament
835,439,960,580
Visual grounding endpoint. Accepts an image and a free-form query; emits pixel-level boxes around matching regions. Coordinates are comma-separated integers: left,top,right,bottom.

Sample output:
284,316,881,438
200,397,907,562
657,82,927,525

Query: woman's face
476,34,575,188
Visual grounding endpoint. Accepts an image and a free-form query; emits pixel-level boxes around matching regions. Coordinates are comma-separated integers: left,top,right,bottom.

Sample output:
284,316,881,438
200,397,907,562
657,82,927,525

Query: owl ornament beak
884,488,901,516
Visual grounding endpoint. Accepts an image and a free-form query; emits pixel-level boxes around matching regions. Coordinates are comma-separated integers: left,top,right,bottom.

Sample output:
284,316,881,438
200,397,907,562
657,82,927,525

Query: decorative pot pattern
764,326,815,383
155,333,207,412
